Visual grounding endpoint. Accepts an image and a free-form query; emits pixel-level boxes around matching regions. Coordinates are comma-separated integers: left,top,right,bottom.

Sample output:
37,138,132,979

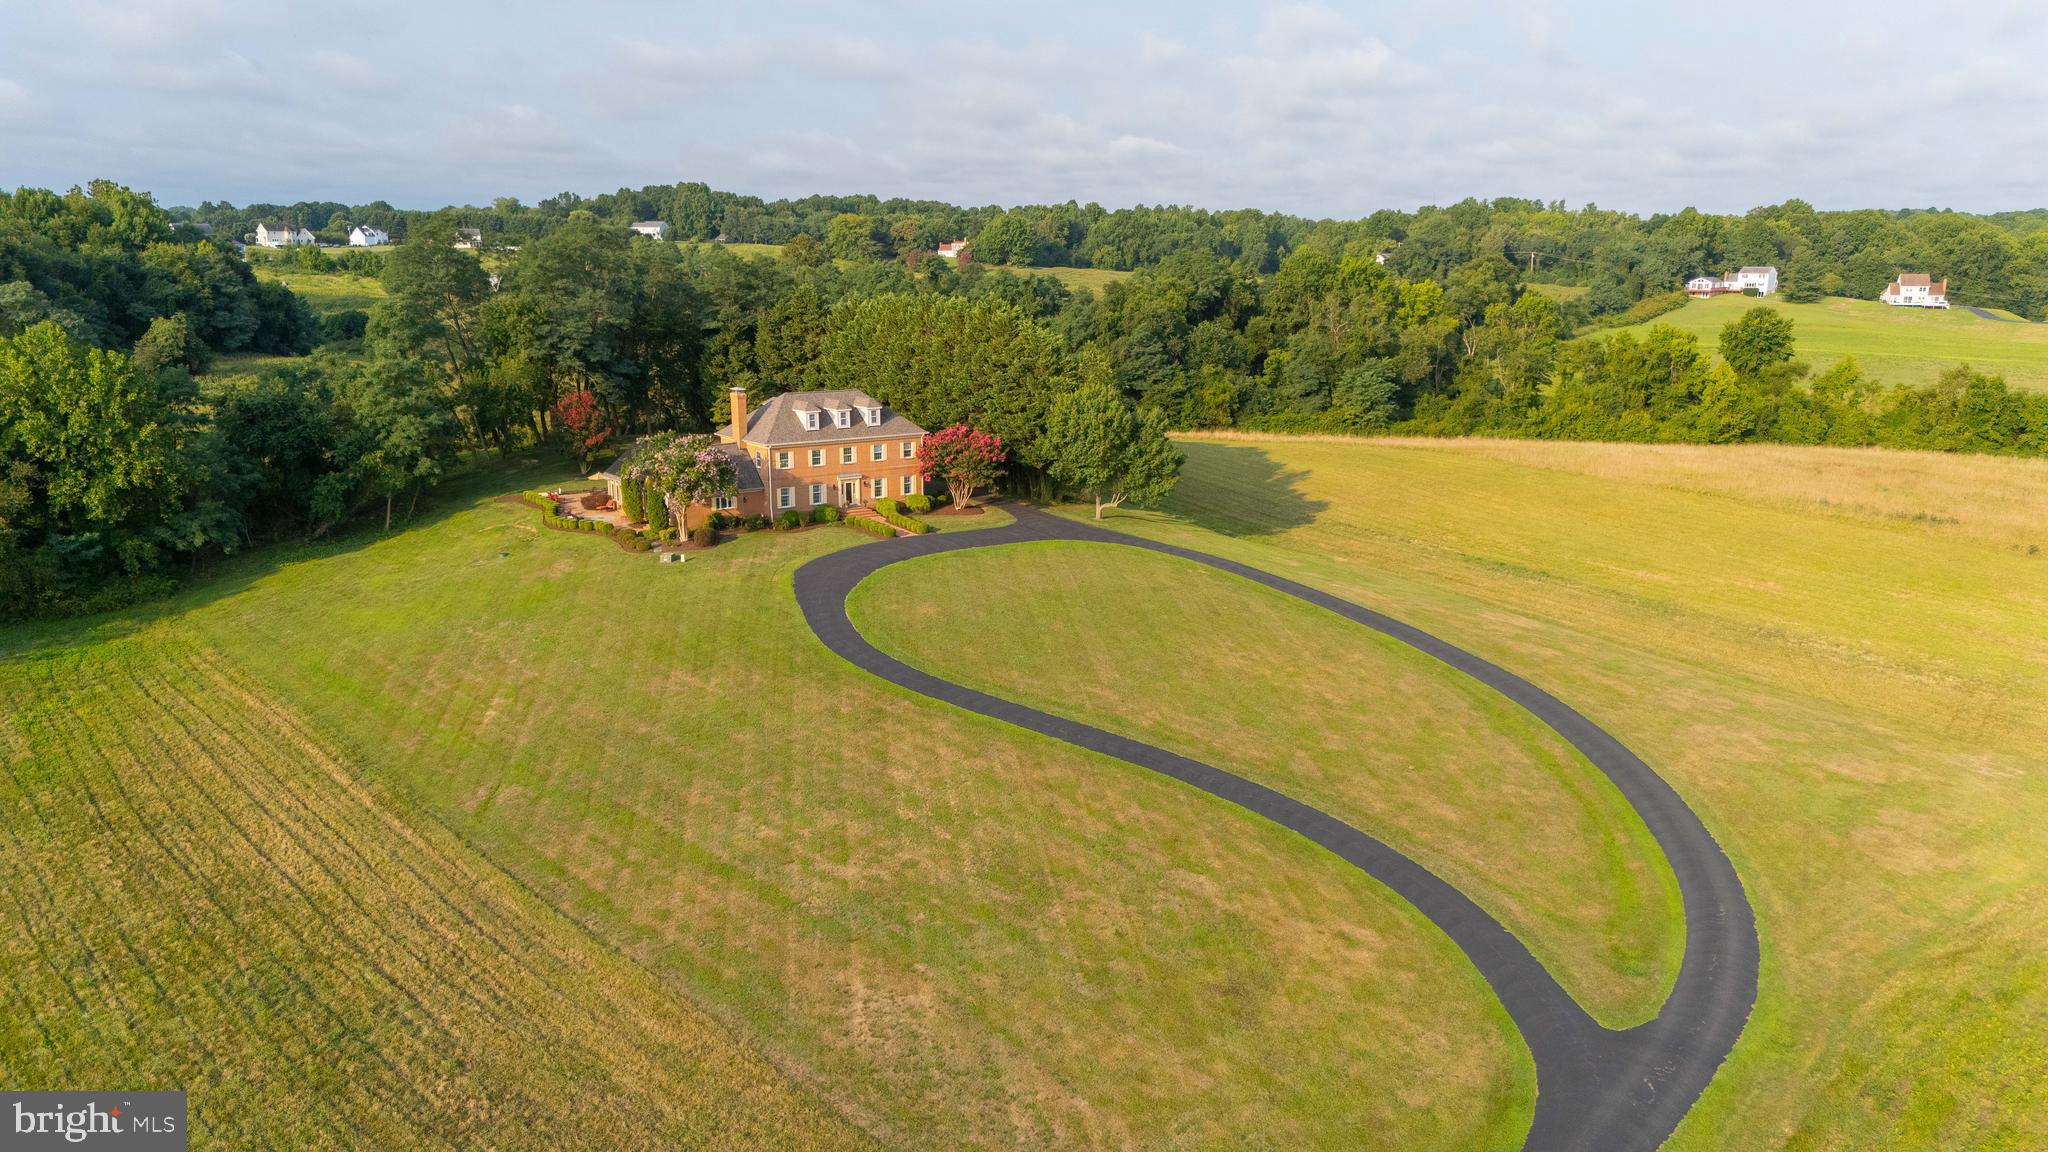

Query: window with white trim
800,411,820,431
901,474,914,495
777,487,793,510
840,445,855,465
859,405,881,426
872,478,887,499
808,483,825,505
776,450,791,469
900,440,915,459
870,442,885,462
833,409,851,428
712,495,736,510
809,448,824,467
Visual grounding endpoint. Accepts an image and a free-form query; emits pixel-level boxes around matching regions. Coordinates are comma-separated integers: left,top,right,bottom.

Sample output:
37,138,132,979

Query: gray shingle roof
718,442,764,491
597,439,760,491
722,389,925,447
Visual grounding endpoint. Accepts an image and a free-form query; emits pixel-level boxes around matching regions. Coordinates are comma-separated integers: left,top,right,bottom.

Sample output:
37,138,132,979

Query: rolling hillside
1594,294,2048,390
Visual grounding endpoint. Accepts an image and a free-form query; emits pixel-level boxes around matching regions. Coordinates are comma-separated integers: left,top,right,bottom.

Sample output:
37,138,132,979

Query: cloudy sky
1,0,2043,217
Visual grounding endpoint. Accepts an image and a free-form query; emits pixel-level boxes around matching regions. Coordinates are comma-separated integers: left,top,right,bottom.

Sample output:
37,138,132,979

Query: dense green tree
1718,307,1798,379
818,294,1068,464
1043,377,1183,518
825,213,884,261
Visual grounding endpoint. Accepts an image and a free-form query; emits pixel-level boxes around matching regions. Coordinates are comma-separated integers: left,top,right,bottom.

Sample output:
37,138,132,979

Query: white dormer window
833,409,851,428
859,405,881,426
800,410,820,431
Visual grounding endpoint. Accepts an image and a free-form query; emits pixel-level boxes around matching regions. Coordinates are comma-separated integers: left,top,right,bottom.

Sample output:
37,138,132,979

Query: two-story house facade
1880,273,1949,308
598,389,928,532
715,388,926,527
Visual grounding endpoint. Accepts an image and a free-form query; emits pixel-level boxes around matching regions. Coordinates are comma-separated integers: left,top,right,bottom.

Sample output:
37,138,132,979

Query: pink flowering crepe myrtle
626,432,738,521
918,424,1006,508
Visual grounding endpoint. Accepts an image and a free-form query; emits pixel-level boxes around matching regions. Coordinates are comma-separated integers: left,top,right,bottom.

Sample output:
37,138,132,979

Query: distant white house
628,220,668,240
1374,250,1393,266
254,222,316,248
347,224,390,247
1881,273,1949,309
1685,265,1778,297
1731,266,1779,295
453,227,483,249
935,240,969,259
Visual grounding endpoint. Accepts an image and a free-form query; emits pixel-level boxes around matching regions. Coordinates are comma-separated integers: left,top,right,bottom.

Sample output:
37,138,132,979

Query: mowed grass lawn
0,630,869,1150
1107,435,2048,1151
0,466,1534,1151
849,542,1682,1027
1597,292,2048,390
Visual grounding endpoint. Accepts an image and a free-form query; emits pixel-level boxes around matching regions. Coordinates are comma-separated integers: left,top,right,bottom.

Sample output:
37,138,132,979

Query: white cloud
4,0,2048,215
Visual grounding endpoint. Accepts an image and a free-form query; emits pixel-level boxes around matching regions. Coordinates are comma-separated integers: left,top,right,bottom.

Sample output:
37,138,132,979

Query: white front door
839,479,861,506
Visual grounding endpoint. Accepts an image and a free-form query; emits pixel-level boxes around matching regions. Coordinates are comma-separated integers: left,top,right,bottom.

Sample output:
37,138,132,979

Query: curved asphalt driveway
793,503,1757,1152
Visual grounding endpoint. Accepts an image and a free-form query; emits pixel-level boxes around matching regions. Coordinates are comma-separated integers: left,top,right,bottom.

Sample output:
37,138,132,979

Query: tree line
173,182,2048,318
9,177,2048,620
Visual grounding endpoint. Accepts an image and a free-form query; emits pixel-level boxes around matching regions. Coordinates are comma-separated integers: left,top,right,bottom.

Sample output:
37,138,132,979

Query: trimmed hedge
690,526,717,548
775,509,804,531
519,490,560,512
810,505,842,525
876,503,933,535
904,493,932,514
536,504,653,551
846,516,895,540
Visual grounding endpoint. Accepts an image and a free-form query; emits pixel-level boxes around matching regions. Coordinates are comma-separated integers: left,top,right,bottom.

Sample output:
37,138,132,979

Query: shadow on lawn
1161,441,1330,537
0,455,574,661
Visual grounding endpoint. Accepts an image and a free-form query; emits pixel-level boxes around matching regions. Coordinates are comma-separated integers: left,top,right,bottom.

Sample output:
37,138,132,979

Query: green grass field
252,264,390,316
0,469,1533,1151
1116,434,2048,1151
0,628,871,1150
1596,293,2048,390
6,437,2045,1150
687,241,1132,295
849,541,1682,1027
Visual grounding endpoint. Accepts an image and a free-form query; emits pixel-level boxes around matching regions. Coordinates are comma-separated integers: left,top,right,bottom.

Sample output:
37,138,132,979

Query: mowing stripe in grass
796,502,1758,1152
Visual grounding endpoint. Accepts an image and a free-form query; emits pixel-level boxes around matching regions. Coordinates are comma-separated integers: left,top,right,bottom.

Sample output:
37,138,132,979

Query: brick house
598,388,927,531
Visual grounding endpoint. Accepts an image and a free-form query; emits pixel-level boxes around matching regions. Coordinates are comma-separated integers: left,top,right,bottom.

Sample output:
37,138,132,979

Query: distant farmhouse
1685,265,1779,298
629,220,669,240
1881,273,1950,309
254,222,317,248
453,227,483,249
935,240,969,260
347,224,390,247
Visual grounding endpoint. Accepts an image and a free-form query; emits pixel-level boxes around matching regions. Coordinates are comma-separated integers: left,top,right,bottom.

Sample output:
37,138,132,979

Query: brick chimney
728,387,748,440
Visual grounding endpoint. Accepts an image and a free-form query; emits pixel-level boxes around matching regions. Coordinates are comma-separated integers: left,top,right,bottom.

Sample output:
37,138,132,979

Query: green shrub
876,504,933,535
704,511,730,531
690,526,716,548
904,493,932,514
621,477,643,522
775,509,803,531
875,497,900,517
810,505,841,524
743,514,771,531
519,490,559,512
846,516,894,540
644,482,671,532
